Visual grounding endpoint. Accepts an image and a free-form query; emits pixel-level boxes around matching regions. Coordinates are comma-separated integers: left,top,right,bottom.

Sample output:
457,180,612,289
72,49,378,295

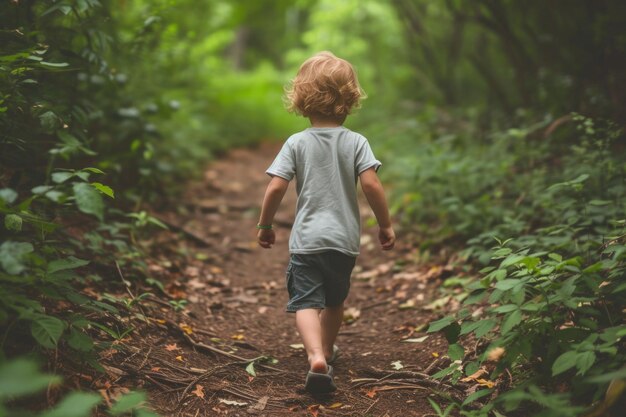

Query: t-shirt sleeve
266,140,296,181
355,136,382,175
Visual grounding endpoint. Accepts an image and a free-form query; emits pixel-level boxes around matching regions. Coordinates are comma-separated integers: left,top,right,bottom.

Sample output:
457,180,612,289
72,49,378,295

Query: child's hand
379,226,396,250
257,229,276,249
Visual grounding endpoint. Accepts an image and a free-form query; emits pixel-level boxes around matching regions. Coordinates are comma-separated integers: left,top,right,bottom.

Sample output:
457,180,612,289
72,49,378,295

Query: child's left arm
257,176,290,248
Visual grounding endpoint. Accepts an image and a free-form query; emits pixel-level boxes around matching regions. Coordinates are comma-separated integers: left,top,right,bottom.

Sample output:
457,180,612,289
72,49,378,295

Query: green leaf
464,361,479,376
491,304,518,313
448,343,464,361
109,391,146,415
588,368,626,383
246,362,256,377
462,388,493,406
0,188,18,204
4,214,22,232
575,351,595,375
428,316,455,332
500,255,525,268
31,315,65,348
91,182,114,198
427,398,443,414
42,3,73,16
83,167,105,174
492,248,512,257
47,256,90,274
32,185,53,195
40,392,101,417
495,279,519,291
73,183,104,221
0,241,34,274
39,111,60,132
474,319,497,338
443,322,461,344
52,171,74,184
552,351,578,376
501,310,522,334
460,321,481,336
0,359,60,399
431,363,459,379
40,61,70,68
67,328,94,352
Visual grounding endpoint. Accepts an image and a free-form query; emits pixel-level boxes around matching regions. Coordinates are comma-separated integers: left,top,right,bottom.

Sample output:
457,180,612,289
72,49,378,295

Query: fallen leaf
365,388,377,398
210,266,223,275
245,362,256,377
486,346,505,362
423,295,451,311
251,396,269,411
180,323,193,334
150,367,161,372
398,299,416,310
391,360,404,370
165,343,179,351
290,343,305,349
328,402,343,409
258,306,268,314
187,277,206,289
432,352,440,358
392,271,426,281
307,404,320,417
184,266,200,278
231,334,245,340
218,398,247,407
175,355,184,361
394,290,407,299
343,307,361,324
154,319,166,324
476,378,495,388
460,368,488,382
402,336,429,343
98,389,111,408
192,384,205,399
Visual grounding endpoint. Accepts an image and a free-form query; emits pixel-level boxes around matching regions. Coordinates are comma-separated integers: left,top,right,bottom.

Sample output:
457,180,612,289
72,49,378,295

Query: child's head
285,51,365,121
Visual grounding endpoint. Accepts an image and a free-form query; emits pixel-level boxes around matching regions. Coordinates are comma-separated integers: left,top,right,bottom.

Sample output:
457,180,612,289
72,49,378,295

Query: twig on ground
137,347,152,371
361,299,392,311
364,398,380,415
162,318,283,372
151,215,214,247
115,261,150,324
177,362,238,407
424,357,444,374
352,367,456,391
368,384,429,392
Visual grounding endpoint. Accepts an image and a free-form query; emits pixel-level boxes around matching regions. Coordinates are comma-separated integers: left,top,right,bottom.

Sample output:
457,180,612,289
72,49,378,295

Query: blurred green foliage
1,0,625,416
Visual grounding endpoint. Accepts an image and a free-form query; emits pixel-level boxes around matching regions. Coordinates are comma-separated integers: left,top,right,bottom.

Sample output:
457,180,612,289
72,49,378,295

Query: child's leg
296,308,327,373
320,304,343,359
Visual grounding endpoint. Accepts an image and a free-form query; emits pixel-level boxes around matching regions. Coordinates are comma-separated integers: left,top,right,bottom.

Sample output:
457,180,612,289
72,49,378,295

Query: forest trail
108,143,458,417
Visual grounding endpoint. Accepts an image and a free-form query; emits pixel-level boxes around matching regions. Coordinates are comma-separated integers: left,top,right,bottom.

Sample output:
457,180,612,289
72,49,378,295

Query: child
256,51,395,394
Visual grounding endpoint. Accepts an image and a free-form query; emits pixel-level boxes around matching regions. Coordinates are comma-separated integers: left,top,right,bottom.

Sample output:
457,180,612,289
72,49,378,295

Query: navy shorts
285,250,357,313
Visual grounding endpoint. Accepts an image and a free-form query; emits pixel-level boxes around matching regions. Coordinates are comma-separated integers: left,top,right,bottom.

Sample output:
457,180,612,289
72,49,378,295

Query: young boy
256,51,395,394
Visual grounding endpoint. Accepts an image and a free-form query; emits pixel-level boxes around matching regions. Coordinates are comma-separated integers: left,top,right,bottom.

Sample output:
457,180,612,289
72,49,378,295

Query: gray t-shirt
266,126,381,256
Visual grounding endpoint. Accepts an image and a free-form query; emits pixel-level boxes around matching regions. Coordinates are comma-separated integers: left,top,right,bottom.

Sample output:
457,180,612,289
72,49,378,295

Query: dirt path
107,143,458,416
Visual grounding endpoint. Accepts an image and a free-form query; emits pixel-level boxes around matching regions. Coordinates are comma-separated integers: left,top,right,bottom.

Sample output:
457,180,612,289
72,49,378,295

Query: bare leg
296,308,327,373
320,304,344,360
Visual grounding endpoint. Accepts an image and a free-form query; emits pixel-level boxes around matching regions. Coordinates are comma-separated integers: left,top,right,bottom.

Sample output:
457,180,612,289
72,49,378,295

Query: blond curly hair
285,51,366,118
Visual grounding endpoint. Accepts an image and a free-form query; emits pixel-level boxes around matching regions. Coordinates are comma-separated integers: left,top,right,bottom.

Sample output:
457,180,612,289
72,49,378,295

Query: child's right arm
359,167,395,250
257,176,290,248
